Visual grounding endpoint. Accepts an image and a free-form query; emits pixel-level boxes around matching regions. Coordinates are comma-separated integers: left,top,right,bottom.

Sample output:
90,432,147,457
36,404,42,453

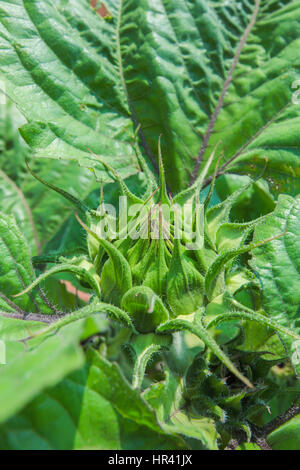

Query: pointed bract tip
157,135,170,206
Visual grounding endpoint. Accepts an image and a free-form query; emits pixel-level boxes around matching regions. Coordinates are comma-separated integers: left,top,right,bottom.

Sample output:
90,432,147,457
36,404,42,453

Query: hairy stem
132,344,161,389
38,287,63,316
0,311,64,323
0,292,26,316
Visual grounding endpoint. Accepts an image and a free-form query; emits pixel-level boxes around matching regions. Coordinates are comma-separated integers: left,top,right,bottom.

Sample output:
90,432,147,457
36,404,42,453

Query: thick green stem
157,319,253,388
207,311,300,341
132,344,162,389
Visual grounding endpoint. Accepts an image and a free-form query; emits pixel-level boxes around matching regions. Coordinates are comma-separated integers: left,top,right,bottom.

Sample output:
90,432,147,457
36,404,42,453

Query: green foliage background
0,0,299,450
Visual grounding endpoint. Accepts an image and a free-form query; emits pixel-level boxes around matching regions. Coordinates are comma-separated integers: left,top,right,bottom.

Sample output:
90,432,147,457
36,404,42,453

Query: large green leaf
117,0,256,190
250,194,300,323
0,0,139,181
1,1,300,194
0,211,45,312
0,207,85,314
267,414,300,450
0,169,40,254
0,210,73,313
250,195,300,373
0,299,115,427
118,0,300,192
0,364,120,450
208,1,300,196
1,350,194,450
0,100,29,184
0,318,86,424
0,100,99,253
0,344,185,450
0,101,39,253
226,1,300,196
0,315,45,342
0,152,96,308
